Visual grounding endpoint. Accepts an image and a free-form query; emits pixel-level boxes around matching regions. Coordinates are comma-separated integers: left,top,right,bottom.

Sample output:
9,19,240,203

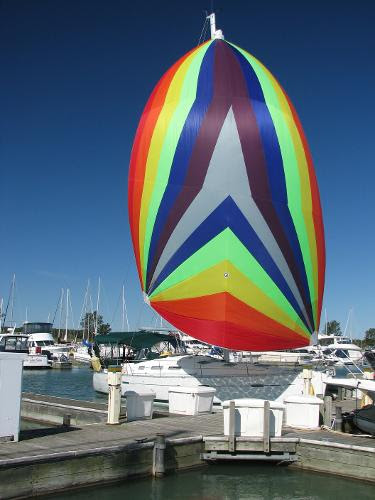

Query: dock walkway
1,395,375,498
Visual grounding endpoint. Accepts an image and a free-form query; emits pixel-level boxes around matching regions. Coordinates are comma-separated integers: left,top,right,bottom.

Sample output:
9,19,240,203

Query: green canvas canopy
93,331,179,350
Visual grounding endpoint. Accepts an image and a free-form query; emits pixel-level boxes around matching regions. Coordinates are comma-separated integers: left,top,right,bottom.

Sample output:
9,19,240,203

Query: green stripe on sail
142,43,211,283
150,228,310,335
230,43,317,328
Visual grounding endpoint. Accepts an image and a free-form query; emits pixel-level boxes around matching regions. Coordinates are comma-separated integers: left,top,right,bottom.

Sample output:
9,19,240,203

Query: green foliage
80,311,111,338
364,328,375,347
323,320,342,336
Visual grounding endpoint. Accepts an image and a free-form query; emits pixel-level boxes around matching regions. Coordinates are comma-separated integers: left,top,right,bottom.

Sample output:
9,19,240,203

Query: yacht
0,333,50,368
94,353,331,404
23,322,71,361
318,334,363,365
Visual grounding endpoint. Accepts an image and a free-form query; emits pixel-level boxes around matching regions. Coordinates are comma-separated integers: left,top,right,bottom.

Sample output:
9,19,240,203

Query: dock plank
0,412,223,466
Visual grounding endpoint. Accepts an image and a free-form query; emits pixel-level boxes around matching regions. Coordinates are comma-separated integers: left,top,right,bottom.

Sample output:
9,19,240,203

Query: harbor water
22,364,104,402
44,464,375,499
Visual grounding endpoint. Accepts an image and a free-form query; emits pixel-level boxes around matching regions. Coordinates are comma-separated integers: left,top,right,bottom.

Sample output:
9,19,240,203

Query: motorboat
23,322,71,361
94,353,332,404
73,344,92,364
353,405,375,435
318,334,363,365
181,334,211,355
0,333,50,368
325,374,375,435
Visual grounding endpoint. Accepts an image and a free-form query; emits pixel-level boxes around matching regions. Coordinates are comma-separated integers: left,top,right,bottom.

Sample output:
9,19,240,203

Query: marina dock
1,394,375,498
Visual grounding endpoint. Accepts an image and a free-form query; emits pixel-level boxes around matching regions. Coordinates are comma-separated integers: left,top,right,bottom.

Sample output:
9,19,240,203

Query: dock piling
323,396,332,427
263,400,270,453
63,414,71,427
107,368,122,425
228,400,235,452
153,433,166,477
334,406,342,432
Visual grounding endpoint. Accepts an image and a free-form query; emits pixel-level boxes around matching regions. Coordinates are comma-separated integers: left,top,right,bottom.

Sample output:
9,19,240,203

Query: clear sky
1,0,374,338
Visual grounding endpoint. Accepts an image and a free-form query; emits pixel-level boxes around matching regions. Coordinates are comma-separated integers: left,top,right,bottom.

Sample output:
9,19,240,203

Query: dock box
222,398,285,437
0,353,26,442
284,395,323,429
168,386,216,415
122,386,155,421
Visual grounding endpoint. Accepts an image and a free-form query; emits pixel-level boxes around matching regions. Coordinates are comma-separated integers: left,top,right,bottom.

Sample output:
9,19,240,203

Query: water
43,464,375,499
22,364,106,402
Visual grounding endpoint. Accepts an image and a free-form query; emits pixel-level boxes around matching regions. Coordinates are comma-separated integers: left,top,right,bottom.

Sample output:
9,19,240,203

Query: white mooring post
228,400,235,452
303,368,313,395
263,400,270,453
107,367,122,425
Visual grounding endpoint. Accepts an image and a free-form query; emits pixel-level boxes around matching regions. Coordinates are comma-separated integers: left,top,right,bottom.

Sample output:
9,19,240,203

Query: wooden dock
1,395,375,498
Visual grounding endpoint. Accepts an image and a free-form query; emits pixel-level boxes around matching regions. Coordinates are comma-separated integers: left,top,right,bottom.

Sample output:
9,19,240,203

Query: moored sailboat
98,12,328,403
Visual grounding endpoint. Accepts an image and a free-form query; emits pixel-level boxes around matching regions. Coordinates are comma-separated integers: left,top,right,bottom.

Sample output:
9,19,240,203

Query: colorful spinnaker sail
128,39,325,350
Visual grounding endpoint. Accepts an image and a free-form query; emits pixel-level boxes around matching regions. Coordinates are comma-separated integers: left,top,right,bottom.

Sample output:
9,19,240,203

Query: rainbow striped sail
128,39,325,350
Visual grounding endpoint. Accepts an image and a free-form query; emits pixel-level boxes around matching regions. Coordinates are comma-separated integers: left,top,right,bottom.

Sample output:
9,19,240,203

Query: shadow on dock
20,425,79,441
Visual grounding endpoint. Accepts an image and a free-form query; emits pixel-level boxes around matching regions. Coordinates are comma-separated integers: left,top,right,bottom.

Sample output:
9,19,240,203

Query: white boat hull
24,354,50,369
93,355,329,403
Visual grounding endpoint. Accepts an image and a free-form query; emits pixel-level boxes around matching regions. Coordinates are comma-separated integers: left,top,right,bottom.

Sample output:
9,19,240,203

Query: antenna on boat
207,12,224,40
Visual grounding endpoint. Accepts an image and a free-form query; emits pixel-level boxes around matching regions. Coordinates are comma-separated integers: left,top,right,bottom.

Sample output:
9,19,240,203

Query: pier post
362,371,374,406
228,400,235,452
107,367,122,425
63,414,71,428
263,400,270,453
323,395,332,427
337,387,343,401
334,406,342,432
153,433,166,477
303,368,313,395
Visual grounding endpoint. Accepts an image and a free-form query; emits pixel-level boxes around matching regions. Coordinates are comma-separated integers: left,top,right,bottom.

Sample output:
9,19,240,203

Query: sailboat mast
9,274,16,327
58,288,64,340
206,12,224,40
0,297,3,331
122,284,130,332
95,277,101,335
122,285,125,331
64,288,69,342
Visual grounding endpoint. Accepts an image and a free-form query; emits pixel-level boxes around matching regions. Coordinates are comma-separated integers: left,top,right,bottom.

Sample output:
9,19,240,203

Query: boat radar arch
207,12,224,40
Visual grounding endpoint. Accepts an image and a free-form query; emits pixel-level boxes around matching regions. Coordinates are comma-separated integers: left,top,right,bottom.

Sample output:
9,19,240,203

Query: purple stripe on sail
224,43,314,326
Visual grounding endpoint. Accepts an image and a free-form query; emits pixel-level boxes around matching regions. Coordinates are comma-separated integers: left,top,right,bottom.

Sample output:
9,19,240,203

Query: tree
364,328,375,348
323,320,342,336
80,311,111,339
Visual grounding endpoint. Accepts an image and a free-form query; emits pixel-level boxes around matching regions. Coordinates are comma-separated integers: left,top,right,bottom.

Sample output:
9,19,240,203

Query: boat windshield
35,340,55,346
24,322,53,334
335,349,349,358
0,336,29,351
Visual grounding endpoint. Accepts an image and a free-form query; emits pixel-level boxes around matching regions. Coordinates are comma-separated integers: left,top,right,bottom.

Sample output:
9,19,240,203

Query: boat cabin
0,334,29,353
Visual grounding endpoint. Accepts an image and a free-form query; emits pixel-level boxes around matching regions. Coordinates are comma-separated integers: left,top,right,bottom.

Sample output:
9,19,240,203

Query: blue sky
1,0,374,338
